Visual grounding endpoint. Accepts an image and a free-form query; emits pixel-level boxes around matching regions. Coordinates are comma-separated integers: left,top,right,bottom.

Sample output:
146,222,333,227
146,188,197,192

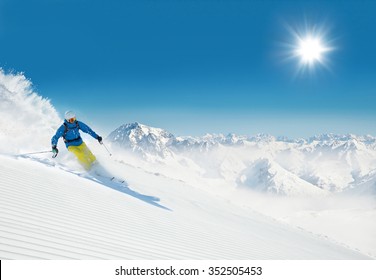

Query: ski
108,176,126,184
92,171,127,186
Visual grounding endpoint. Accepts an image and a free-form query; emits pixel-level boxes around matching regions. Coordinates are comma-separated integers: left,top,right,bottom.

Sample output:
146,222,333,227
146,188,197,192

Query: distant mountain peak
107,122,175,158
238,158,327,196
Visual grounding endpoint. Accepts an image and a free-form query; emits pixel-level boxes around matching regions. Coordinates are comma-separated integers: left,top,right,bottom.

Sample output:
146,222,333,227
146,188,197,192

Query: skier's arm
51,125,65,146
78,121,100,140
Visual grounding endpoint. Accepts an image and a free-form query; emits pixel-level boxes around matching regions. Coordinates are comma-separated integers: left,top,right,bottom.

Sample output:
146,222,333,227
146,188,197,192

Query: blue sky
1,0,375,138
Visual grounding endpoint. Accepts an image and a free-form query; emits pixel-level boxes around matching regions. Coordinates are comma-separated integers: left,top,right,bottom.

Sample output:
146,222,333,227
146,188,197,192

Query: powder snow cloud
0,69,61,154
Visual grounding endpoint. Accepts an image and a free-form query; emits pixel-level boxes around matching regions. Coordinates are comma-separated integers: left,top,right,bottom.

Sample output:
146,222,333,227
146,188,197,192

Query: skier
51,111,103,170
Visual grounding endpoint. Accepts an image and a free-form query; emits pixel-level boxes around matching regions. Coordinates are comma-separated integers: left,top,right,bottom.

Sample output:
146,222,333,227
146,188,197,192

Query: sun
281,20,335,74
295,35,328,65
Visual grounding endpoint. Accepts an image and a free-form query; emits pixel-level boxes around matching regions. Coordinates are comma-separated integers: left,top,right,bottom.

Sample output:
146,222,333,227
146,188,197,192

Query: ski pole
102,142,112,156
16,150,52,156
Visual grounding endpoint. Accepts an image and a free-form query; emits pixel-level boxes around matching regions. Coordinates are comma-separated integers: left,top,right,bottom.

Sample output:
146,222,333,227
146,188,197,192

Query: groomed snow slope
0,154,369,260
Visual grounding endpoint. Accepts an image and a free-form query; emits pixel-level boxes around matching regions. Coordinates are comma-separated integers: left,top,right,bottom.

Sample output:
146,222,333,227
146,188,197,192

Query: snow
0,70,375,259
237,158,328,195
108,122,376,195
107,122,175,159
0,69,60,155
0,154,371,259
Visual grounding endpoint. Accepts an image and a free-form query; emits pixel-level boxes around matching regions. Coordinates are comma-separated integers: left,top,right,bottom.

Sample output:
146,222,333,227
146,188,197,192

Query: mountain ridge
107,122,376,150
106,122,376,196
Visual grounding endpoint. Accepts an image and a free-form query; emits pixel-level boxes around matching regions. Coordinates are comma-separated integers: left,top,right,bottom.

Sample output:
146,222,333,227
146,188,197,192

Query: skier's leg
68,143,96,170
80,142,97,167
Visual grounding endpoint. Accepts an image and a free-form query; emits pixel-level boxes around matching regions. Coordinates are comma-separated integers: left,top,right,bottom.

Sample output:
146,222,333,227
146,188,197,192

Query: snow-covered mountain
107,123,376,196
237,158,328,196
107,123,252,156
107,122,175,158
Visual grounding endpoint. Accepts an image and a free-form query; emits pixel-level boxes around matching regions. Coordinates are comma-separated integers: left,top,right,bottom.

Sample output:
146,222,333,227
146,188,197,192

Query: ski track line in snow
0,203,264,260
0,203,244,259
1,159,255,259
0,160,352,260
0,197,222,259
0,219,140,258
20,158,290,258
0,170,258,258
0,155,371,259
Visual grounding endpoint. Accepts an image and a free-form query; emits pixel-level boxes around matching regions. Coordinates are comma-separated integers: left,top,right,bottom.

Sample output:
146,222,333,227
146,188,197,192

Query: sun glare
282,21,335,75
296,36,327,65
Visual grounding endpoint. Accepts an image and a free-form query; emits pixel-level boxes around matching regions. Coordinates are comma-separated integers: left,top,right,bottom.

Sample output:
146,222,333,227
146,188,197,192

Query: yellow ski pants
68,142,96,170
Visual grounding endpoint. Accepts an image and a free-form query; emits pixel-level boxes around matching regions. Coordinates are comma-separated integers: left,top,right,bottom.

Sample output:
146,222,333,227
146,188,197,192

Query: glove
52,145,59,158
97,136,103,144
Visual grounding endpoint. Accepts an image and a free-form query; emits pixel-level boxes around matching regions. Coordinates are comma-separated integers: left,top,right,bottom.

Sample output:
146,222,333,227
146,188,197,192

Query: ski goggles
67,117,76,123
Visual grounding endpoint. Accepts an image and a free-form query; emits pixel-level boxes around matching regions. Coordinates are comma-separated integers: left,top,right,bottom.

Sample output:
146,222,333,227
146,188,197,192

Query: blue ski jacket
51,120,99,148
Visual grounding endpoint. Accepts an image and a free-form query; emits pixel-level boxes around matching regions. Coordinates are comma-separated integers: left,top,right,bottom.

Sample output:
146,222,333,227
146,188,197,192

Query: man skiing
51,111,103,170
